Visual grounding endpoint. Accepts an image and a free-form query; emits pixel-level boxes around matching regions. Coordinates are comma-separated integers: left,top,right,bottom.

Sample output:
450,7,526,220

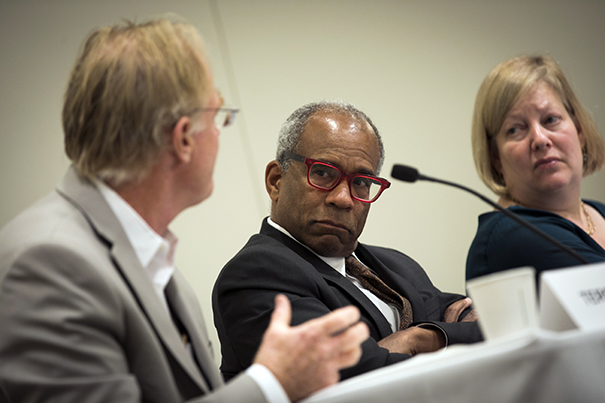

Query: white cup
466,267,538,341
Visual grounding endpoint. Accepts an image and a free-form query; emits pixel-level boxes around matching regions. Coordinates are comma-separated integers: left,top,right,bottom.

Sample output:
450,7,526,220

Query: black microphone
391,164,589,265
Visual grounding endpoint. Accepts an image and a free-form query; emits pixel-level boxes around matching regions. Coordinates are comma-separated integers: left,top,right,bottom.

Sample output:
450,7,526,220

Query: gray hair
276,100,385,174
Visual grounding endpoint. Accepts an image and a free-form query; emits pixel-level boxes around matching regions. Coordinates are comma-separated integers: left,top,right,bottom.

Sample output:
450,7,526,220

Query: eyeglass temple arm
283,150,306,163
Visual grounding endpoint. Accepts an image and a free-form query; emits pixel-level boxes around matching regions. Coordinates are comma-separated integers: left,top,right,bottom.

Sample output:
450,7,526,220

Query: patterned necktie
345,255,413,330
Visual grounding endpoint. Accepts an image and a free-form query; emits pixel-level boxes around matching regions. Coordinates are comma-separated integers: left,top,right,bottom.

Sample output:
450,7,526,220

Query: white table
304,329,605,403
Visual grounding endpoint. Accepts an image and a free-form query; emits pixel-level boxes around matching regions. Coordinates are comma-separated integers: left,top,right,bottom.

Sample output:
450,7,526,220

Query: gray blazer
0,167,267,403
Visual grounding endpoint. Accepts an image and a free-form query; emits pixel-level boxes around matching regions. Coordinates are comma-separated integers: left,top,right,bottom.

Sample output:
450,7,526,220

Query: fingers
269,294,292,329
331,321,369,351
461,309,479,322
331,321,369,368
255,300,367,401
443,297,472,323
309,305,361,336
459,297,472,310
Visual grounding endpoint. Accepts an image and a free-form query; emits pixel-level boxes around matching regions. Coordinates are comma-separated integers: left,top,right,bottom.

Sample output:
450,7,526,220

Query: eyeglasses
284,151,390,203
201,107,239,128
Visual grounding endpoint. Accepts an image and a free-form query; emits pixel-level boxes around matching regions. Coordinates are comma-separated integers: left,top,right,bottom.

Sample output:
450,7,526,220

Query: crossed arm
377,297,478,356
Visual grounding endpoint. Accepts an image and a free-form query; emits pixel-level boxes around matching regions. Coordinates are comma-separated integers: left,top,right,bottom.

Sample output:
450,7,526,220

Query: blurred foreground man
0,19,367,403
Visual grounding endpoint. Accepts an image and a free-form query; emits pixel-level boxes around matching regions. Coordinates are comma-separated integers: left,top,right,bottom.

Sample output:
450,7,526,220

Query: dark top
213,219,482,381
466,200,605,282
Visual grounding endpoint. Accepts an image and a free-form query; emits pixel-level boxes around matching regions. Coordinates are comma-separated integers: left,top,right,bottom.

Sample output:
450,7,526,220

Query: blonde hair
471,54,605,196
63,17,212,185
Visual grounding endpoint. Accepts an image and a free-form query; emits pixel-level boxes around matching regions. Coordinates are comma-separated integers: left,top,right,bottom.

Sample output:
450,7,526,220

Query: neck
111,158,185,235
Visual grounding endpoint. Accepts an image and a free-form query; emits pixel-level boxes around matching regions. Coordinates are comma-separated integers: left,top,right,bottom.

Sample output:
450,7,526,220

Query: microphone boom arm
415,172,589,265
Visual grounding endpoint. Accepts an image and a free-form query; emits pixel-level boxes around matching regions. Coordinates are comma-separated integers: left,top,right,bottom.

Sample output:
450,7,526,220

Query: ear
172,116,195,163
265,160,283,202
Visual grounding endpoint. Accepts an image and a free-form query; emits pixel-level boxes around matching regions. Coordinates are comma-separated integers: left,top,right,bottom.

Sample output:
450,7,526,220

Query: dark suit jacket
213,219,482,381
0,167,267,403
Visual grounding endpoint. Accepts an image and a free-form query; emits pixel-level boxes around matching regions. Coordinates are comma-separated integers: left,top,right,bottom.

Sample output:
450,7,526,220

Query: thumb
270,294,292,328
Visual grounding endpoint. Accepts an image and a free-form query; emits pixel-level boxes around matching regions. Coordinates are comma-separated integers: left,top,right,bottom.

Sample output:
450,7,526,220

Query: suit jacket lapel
57,167,209,393
355,244,425,318
260,219,394,338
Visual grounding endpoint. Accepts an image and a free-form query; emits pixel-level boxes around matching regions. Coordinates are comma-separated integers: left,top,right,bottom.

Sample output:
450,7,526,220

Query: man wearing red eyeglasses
213,100,482,382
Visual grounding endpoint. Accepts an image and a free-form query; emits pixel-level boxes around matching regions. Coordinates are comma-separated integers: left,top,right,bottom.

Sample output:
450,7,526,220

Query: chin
311,239,354,258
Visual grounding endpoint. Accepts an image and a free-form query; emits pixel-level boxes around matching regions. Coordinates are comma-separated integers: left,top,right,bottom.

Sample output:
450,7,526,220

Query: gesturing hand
253,295,369,402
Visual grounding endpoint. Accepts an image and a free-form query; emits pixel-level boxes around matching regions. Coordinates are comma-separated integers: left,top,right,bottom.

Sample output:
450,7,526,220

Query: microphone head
391,164,420,183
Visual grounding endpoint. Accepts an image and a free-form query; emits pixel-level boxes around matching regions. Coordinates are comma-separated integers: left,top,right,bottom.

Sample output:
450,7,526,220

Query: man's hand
443,297,478,323
377,326,445,356
253,295,369,402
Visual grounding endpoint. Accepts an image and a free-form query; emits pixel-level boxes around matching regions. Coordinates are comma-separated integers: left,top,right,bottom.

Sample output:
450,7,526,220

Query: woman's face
493,81,585,203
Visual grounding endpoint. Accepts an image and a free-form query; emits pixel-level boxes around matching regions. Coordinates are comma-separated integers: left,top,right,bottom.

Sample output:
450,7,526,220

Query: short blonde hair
63,17,212,185
471,54,605,196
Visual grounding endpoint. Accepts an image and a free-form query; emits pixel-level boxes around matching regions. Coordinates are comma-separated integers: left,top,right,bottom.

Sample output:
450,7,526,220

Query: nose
530,123,552,151
325,178,354,209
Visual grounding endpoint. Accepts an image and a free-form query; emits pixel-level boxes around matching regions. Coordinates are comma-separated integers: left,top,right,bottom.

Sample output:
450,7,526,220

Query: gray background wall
2,0,604,363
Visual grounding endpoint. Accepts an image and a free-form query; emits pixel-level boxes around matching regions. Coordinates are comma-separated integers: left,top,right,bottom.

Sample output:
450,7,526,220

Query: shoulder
474,207,579,247
1,191,104,269
584,200,605,217
226,232,308,268
467,209,547,279
357,243,425,273
467,206,588,280
0,191,119,303
359,243,417,262
215,232,324,291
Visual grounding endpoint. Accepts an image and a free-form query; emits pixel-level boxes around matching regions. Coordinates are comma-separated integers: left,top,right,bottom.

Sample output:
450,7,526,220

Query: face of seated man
266,110,381,258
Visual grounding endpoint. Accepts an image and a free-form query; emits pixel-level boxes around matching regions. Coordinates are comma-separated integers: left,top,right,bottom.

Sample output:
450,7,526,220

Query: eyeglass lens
309,162,382,201
215,109,237,128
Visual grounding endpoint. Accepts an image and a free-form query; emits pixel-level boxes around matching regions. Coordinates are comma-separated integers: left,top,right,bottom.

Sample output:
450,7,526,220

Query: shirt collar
95,180,177,300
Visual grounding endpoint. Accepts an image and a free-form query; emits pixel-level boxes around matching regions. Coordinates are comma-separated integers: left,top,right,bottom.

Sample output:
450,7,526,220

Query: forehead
511,82,564,113
298,111,380,170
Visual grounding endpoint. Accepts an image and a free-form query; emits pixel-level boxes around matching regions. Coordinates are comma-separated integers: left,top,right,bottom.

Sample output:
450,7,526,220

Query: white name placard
539,262,605,332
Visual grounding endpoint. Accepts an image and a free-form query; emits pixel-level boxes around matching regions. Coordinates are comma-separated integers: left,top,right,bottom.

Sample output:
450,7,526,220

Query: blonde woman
466,55,605,281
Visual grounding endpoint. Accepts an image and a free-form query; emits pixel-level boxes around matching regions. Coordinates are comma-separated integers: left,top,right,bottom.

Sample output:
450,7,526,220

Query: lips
315,220,351,233
534,157,560,169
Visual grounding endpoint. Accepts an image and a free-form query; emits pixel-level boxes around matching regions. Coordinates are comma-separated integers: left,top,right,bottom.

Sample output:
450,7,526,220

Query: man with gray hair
0,20,368,403
213,100,482,381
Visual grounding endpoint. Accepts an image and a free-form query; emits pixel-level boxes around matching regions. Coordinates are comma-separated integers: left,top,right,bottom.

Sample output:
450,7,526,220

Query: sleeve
245,364,290,403
0,243,140,403
189,371,273,403
366,246,483,346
